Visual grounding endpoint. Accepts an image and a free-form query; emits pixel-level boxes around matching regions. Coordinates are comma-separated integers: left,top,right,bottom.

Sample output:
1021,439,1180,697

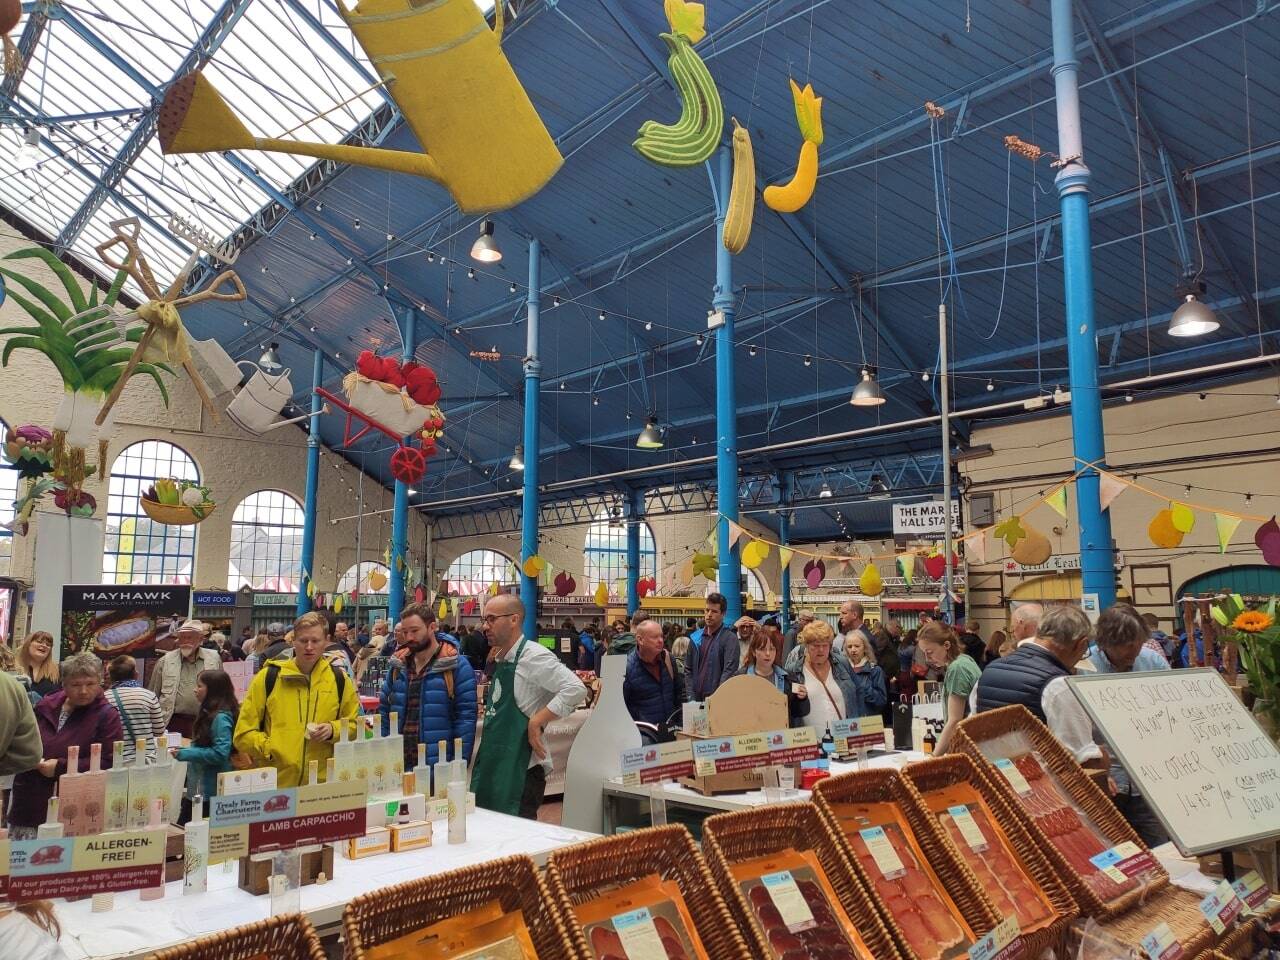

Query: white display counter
55,810,596,960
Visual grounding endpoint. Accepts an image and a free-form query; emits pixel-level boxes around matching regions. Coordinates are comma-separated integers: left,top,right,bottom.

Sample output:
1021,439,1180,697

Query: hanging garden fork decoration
89,216,246,427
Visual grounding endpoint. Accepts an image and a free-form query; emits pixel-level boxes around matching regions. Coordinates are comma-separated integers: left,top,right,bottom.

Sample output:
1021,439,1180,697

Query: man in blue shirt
1089,603,1171,847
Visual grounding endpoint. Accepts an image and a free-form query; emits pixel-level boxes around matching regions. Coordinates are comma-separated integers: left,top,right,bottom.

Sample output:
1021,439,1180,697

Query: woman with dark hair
174,670,239,809
737,630,809,727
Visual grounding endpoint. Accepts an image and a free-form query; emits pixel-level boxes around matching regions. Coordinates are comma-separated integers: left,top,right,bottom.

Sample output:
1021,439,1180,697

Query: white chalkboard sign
1066,669,1280,856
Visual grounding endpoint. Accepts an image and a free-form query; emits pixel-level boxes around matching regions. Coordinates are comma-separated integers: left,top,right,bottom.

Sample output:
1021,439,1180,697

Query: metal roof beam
597,0,674,88
54,0,257,249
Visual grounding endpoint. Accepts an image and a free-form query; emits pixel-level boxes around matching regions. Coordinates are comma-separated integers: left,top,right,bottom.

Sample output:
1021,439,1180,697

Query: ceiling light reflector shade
509,444,524,470
258,342,283,373
868,474,891,499
636,417,664,449
818,482,833,499
470,219,502,263
1168,293,1219,337
850,368,886,406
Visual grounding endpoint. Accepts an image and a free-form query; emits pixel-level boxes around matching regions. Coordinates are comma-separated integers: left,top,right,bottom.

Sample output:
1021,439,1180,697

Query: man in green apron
471,594,588,818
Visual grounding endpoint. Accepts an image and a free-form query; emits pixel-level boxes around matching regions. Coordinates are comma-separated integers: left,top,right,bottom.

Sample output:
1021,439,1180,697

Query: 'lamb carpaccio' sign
8,829,165,900
208,778,368,863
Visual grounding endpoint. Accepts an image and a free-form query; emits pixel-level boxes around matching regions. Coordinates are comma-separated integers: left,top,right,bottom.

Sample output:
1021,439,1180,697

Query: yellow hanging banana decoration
634,0,723,168
763,79,824,214
722,118,756,254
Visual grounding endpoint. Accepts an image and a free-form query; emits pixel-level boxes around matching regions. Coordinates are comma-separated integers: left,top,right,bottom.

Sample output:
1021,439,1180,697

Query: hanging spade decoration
553,571,576,597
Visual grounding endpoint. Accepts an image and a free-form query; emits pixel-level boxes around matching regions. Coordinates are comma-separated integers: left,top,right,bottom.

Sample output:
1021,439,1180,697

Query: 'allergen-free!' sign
9,829,166,900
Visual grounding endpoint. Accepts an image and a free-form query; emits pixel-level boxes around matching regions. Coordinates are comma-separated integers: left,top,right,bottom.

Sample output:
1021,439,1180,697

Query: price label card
1231,870,1272,913
859,826,906,879
968,916,1023,960
1090,841,1155,884
994,758,1032,796
1140,922,1184,960
949,805,990,853
620,741,695,787
832,716,885,752
1198,879,1243,935
762,870,817,932
613,907,667,960
692,738,733,778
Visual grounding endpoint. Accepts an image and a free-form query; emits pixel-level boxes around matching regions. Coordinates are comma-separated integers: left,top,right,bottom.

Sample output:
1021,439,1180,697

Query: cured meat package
365,898,538,960
921,782,1056,935
572,874,709,960
827,801,977,960
727,849,875,960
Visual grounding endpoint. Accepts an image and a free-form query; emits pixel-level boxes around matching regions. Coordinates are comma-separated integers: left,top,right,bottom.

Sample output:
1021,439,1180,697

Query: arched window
443,549,511,596
227,490,304,591
0,419,16,578
584,513,656,592
103,440,199,584
703,568,767,603
337,561,391,595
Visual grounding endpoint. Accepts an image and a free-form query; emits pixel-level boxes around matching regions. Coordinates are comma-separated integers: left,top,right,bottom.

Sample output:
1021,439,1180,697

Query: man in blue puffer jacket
623,620,683,727
379,602,477,773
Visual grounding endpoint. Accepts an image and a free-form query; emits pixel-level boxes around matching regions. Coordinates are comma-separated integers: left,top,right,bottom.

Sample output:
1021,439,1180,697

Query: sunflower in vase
1212,594,1280,737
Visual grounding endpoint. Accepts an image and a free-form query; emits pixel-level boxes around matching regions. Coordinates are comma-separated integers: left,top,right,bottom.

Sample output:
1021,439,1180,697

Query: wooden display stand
237,846,335,896
678,676,793,796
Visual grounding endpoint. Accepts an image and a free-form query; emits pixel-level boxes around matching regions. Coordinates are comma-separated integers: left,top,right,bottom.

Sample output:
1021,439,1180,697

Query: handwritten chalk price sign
1067,669,1280,855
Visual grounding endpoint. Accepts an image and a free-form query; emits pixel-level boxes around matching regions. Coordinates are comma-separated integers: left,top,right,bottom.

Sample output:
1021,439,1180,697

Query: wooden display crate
342,854,577,960
545,824,752,960
237,845,335,896
701,802,905,960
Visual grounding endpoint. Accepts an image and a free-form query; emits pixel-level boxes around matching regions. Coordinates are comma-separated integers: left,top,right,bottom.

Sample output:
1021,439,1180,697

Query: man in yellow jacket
234,611,360,787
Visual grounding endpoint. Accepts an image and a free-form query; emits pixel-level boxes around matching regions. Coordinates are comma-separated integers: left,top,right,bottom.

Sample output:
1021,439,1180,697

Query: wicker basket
1071,887,1218,958
954,704,1168,920
905,754,1078,958
700,803,905,960
812,767,1004,960
1192,916,1263,960
342,854,576,960
544,824,752,960
144,912,324,960
140,498,215,526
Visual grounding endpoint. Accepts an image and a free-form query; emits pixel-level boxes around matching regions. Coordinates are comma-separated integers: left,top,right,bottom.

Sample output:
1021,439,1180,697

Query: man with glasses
470,594,587,819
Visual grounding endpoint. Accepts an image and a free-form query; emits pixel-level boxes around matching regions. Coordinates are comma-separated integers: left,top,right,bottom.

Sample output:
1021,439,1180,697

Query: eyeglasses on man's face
482,612,519,624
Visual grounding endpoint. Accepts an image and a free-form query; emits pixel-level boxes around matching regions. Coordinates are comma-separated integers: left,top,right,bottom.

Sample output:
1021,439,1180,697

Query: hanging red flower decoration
390,444,427,484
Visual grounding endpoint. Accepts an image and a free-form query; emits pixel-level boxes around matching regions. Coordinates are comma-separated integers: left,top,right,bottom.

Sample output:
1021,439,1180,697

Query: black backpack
258,659,347,731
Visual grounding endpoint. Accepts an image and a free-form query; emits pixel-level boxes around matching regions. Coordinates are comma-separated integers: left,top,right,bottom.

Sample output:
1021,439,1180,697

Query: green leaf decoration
4,247,88,314
994,517,1027,549
0,263,72,323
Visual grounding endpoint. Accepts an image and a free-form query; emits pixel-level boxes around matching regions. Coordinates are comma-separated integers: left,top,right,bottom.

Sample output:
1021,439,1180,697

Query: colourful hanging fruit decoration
593,581,610,607
390,444,427,485
803,558,826,589
366,567,388,592
638,576,657,598
922,549,959,580
1169,501,1195,534
859,563,884,596
741,538,769,569
633,0,723,167
722,118,756,254
763,79,824,213
1148,508,1184,549
1010,524,1053,566
553,571,577,597
1256,517,1280,566
522,555,545,578
994,517,1027,550
691,551,718,578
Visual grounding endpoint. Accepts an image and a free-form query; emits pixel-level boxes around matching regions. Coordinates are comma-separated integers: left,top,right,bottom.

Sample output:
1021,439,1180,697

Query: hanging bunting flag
965,533,987,565
505,562,518,581
1046,486,1069,520
449,597,461,621
437,598,449,621
488,581,500,597
306,579,316,598
677,557,695,584
1099,471,1127,511
593,581,609,607
725,518,747,548
765,592,777,608
803,558,825,589
1170,501,1196,534
778,546,794,570
898,553,915,586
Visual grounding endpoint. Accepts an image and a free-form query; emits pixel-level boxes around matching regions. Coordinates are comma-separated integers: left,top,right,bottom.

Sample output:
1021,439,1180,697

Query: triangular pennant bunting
725,518,747,548
778,546,794,570
898,553,914,586
1099,471,1127,511
1046,486,1068,520
965,532,987,565
1214,513,1241,554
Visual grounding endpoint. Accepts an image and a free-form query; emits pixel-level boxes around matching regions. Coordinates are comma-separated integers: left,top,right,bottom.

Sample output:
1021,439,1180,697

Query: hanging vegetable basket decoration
1,0,21,77
140,478,216,525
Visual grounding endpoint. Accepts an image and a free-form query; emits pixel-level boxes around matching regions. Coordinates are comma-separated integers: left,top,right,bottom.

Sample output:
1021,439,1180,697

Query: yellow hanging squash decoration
763,79,824,214
593,581,609,607
722,118,756,254
859,563,883,597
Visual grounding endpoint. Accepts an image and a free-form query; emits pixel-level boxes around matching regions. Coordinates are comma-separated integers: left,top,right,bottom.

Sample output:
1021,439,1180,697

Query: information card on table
8,829,165,900
1140,922,1184,960
620,740,696,786
1230,870,1271,914
1067,668,1280,855
208,778,368,863
968,916,1023,960
691,728,819,777
832,715,885,752
1197,879,1243,935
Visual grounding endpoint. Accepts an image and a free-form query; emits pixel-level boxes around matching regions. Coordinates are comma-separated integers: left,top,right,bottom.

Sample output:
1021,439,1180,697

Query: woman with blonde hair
16,632,60,699
0,900,70,959
796,620,863,739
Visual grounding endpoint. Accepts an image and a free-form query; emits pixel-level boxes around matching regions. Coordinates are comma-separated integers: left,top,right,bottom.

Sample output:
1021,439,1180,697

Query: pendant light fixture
818,481,833,499
849,367,886,406
258,342,283,373
509,444,524,470
470,219,502,263
867,474,891,499
1168,281,1219,337
635,416,664,449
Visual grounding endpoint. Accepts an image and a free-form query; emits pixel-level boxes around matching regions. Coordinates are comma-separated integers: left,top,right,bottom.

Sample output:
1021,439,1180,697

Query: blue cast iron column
1052,0,1116,608
388,301,416,623
520,238,542,641
713,146,742,622
626,487,644,617
779,473,793,631
297,349,324,616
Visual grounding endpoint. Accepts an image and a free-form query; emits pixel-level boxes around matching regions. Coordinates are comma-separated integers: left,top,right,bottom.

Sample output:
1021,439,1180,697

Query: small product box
344,826,391,860
390,820,432,852
427,792,476,821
